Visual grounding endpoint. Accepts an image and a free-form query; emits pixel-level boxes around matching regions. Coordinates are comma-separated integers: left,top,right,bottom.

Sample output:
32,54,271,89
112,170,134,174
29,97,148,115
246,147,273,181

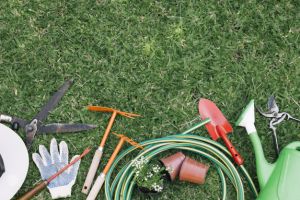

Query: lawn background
0,0,299,199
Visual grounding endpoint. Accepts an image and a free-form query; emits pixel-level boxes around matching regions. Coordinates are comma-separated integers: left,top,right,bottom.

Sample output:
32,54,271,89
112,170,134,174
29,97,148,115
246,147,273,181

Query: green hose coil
104,123,258,200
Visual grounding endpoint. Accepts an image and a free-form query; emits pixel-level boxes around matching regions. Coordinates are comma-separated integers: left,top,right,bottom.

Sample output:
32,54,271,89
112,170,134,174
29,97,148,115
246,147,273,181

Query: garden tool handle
18,181,47,200
86,173,105,200
103,139,125,174
100,111,117,147
82,147,103,194
217,126,244,165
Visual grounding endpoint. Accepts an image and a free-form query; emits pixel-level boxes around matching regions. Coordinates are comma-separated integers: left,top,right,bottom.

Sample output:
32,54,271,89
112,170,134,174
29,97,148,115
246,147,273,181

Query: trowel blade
198,98,233,140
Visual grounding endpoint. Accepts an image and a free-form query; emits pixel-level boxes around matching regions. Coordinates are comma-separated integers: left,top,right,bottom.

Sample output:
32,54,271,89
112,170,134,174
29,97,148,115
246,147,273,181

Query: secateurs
257,96,300,157
0,80,97,149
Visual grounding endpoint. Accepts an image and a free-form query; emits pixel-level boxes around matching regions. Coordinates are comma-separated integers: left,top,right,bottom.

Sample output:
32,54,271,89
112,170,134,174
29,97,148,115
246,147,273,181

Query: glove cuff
49,184,72,199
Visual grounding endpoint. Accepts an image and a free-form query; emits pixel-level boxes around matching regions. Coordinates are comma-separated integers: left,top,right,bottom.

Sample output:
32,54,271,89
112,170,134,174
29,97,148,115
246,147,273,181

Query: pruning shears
258,96,300,157
0,80,97,150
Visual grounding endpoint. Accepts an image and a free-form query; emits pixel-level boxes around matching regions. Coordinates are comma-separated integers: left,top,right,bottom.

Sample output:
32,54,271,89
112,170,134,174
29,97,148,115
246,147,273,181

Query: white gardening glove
32,138,81,199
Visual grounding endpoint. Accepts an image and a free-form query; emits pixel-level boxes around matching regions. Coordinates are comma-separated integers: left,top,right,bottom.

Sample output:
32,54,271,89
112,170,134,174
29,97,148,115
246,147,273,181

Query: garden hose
104,122,258,200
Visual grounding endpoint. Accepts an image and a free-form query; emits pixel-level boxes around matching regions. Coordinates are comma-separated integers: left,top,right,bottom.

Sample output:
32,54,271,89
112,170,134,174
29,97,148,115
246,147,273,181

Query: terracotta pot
179,157,209,184
160,152,186,181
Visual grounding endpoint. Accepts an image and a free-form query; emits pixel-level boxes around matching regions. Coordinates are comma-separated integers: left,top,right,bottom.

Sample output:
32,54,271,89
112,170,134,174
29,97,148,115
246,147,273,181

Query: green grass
0,0,299,199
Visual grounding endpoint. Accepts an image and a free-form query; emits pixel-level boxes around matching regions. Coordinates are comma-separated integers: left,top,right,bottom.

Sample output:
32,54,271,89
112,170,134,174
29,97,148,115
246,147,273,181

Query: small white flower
166,166,174,173
152,165,161,173
146,172,153,178
135,170,140,177
132,156,149,170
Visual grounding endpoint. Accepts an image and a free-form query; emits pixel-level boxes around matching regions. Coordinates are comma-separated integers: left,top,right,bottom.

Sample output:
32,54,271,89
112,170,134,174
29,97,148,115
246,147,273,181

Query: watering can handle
217,126,244,165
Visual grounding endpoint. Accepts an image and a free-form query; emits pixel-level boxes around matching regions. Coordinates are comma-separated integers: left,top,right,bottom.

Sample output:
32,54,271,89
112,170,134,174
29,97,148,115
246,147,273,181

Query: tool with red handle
198,98,244,165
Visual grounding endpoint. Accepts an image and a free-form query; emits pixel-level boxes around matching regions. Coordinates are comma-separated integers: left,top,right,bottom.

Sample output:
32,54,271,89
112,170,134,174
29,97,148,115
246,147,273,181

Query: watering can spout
236,100,274,189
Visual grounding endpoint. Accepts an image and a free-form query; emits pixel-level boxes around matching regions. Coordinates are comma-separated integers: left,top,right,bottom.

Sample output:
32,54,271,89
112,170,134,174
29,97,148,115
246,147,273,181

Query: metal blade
34,79,73,122
198,98,233,140
256,107,275,118
38,123,97,134
267,96,279,113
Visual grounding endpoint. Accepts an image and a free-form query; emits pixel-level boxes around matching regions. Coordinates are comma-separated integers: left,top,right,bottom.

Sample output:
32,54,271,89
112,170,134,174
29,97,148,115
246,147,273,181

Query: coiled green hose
104,122,258,200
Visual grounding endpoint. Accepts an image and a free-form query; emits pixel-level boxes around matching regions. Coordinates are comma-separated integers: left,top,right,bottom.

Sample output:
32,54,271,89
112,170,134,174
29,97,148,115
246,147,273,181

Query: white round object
0,123,29,200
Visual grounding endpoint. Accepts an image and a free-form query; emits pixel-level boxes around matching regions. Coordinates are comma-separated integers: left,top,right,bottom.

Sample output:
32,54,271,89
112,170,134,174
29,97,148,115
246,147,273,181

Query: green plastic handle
248,132,274,189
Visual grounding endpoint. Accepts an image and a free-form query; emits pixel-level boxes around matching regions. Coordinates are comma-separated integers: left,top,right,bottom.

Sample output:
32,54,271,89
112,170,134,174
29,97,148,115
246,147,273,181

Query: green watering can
236,100,300,200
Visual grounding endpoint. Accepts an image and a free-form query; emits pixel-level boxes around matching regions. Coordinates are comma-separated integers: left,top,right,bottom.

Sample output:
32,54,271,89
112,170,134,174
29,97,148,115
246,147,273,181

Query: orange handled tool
82,106,140,194
86,132,143,200
19,147,91,200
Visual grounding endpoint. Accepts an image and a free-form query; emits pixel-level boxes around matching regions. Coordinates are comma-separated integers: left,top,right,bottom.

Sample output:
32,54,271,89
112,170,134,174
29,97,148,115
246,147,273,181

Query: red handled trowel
198,98,244,165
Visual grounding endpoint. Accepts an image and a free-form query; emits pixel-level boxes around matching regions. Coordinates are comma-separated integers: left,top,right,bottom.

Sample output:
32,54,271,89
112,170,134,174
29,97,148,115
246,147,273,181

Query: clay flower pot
179,157,209,184
160,152,186,181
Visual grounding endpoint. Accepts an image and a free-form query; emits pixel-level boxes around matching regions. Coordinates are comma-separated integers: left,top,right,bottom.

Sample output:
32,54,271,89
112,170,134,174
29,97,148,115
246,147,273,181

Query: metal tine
120,112,140,117
118,112,140,118
34,79,74,122
112,132,143,149
124,137,144,149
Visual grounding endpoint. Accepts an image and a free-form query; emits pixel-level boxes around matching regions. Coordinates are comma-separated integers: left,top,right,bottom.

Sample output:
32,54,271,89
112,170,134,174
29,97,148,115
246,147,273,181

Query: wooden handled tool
82,106,140,194
18,147,91,200
86,133,143,200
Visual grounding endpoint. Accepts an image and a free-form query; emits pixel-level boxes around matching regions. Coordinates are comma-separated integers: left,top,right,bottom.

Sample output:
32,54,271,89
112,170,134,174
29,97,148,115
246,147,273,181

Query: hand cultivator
82,106,140,194
86,132,143,200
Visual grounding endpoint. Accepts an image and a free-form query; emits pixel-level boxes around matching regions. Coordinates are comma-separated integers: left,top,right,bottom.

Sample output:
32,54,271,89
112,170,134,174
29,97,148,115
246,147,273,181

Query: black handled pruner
0,80,97,150
257,96,300,158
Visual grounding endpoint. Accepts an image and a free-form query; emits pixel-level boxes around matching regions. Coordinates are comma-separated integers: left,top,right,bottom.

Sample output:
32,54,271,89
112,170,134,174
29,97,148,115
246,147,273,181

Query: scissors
258,96,300,157
0,80,97,150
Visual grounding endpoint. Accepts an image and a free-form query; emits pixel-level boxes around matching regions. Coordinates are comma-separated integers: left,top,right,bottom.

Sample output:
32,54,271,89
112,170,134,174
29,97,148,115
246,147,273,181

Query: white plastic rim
0,123,29,200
